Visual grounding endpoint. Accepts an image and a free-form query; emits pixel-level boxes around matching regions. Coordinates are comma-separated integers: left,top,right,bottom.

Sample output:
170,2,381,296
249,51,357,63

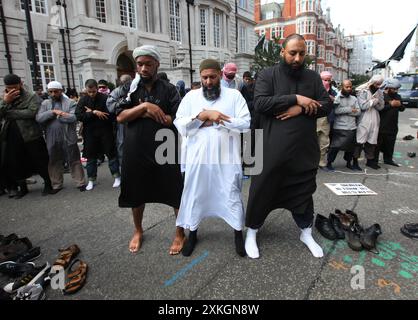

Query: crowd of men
1,33,414,258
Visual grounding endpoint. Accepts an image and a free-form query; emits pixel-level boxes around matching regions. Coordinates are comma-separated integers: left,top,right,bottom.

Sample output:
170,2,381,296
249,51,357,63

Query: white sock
113,177,121,188
86,181,94,191
245,228,260,259
300,228,324,258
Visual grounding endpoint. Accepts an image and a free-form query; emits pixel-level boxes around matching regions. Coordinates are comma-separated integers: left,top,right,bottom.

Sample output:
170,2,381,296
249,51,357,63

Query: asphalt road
1,108,418,301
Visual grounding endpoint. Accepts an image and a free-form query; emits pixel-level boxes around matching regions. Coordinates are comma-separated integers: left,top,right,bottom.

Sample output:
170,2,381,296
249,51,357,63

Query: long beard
202,84,221,101
341,90,351,97
280,60,306,79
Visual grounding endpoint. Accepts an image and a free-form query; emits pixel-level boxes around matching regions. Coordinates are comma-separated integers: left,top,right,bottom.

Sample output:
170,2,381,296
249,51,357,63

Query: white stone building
0,0,257,92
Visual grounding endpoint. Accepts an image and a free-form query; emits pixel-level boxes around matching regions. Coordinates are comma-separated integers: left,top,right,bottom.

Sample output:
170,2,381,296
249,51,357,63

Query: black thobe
75,92,117,159
118,79,183,208
246,63,331,229
376,93,405,161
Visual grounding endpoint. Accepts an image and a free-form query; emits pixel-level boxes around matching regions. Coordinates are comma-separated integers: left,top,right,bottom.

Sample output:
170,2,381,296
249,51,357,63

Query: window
213,12,221,48
265,11,274,20
306,40,315,56
200,8,208,46
95,0,106,23
317,64,324,74
297,0,316,14
120,0,137,28
27,42,56,91
238,0,247,9
297,19,315,35
317,45,325,59
171,58,180,68
271,26,284,39
326,33,335,46
169,0,181,42
317,26,324,40
239,25,247,53
20,0,47,14
144,0,151,32
326,51,333,63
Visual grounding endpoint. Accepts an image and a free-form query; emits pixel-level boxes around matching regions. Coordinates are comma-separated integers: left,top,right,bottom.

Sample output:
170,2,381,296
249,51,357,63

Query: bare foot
129,231,143,253
169,234,186,255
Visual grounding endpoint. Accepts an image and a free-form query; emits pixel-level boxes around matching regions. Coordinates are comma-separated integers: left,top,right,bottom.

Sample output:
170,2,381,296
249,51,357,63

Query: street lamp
186,0,194,87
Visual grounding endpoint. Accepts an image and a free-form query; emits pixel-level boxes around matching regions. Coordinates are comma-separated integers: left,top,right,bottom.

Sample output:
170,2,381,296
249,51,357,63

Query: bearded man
244,34,332,259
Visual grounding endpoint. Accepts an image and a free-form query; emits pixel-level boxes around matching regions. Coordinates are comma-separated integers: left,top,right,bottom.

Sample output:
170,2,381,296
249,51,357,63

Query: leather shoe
401,223,418,239
360,224,382,251
384,160,400,167
347,223,363,251
315,214,337,240
329,214,345,239
366,160,381,170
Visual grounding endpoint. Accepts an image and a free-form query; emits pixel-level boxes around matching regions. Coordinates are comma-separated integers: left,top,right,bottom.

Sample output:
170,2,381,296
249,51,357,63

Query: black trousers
375,133,396,162
292,197,315,229
328,148,353,164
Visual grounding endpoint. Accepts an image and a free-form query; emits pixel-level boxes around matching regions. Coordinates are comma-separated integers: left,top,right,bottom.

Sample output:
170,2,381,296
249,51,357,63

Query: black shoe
234,230,246,257
15,247,41,263
329,214,345,239
347,223,363,251
403,135,414,141
0,261,35,277
315,214,337,240
400,224,418,239
7,189,18,198
0,234,18,247
42,185,52,196
360,224,382,251
384,160,400,167
78,185,86,192
352,159,363,171
3,263,50,294
182,230,198,257
366,160,381,170
352,164,363,171
49,188,63,195
15,188,28,199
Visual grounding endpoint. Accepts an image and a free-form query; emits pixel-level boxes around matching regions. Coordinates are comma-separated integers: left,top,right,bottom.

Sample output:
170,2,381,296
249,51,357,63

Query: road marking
163,251,209,287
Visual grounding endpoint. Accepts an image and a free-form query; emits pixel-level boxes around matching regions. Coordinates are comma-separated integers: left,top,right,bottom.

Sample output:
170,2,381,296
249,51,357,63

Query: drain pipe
62,0,75,89
0,0,13,74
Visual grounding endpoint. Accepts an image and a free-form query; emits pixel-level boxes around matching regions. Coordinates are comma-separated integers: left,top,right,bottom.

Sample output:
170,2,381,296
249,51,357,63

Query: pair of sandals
53,245,88,295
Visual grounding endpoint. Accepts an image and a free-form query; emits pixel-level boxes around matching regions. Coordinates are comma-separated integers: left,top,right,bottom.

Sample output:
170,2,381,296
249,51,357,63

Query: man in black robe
374,78,405,167
116,45,185,255
75,79,120,191
0,74,53,198
245,34,331,259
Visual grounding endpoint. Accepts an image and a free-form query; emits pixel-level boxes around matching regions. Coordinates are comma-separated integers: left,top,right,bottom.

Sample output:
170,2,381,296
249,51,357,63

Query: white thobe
174,87,251,231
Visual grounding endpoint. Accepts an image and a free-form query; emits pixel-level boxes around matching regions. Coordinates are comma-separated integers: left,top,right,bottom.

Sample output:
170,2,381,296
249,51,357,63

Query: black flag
255,34,266,52
367,25,417,73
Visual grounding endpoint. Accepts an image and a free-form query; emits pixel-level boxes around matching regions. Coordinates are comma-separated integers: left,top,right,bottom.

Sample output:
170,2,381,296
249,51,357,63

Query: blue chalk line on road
164,250,209,287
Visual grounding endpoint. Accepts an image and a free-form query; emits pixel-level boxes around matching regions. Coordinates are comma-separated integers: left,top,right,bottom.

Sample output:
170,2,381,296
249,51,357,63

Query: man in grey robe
36,81,86,192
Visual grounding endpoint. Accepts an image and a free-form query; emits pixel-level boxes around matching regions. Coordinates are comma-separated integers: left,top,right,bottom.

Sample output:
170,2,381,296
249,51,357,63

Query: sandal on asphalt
53,244,80,269
62,259,88,295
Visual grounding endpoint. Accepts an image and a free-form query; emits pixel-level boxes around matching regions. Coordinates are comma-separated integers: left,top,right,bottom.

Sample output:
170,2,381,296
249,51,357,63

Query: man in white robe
174,59,251,257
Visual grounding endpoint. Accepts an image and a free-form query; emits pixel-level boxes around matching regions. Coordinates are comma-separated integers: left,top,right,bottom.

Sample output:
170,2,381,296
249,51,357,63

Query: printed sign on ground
324,183,377,196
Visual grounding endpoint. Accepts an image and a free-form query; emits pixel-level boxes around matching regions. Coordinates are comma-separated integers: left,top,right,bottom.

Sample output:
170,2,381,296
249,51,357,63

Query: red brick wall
254,0,261,23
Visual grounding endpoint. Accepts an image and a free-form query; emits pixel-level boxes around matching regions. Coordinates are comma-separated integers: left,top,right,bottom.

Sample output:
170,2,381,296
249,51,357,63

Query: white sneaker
86,181,95,191
112,177,121,188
